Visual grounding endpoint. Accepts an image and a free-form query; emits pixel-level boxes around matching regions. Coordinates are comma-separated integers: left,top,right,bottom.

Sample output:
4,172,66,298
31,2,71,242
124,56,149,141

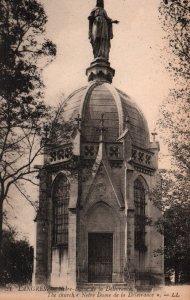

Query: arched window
134,179,146,252
52,175,69,247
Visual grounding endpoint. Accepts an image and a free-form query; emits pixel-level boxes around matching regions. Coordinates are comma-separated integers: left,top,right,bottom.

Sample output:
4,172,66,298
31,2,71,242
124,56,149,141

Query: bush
0,229,33,286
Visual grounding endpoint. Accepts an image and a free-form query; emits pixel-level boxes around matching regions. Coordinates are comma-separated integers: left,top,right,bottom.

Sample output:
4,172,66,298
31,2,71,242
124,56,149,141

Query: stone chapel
33,0,164,289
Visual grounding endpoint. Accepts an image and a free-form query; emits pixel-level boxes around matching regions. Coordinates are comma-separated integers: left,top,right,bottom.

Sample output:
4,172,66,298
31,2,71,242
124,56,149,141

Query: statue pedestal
86,58,115,83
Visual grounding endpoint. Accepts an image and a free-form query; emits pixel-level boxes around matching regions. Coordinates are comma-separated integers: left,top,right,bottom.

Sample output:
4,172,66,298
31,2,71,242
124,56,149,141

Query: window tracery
52,175,69,247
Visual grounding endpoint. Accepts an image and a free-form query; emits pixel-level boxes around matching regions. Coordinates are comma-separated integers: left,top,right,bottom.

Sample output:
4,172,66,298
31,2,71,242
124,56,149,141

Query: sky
41,0,172,131
7,0,173,245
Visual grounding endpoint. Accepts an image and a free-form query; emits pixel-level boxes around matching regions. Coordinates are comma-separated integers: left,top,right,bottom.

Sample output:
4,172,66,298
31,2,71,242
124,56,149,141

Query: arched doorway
83,201,120,283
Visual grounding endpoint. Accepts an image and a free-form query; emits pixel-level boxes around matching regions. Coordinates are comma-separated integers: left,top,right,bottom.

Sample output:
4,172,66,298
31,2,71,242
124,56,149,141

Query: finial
43,124,50,140
124,116,130,129
41,123,50,146
75,114,82,131
100,113,105,130
151,132,158,142
96,113,107,142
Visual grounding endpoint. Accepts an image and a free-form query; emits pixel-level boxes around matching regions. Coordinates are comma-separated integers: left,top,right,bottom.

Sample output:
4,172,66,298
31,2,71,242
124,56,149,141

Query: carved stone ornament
48,144,73,165
130,146,155,175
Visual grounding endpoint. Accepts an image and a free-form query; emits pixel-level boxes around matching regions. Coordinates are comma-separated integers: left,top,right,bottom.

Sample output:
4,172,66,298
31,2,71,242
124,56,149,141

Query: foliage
158,0,190,204
163,203,190,283
161,0,190,82
159,0,190,173
152,169,190,283
158,91,190,182
0,228,33,285
156,0,190,283
159,0,190,172
0,0,56,223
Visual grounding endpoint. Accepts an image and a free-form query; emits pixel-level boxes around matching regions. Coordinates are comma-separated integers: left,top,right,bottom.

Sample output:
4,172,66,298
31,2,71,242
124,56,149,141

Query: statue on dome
88,0,119,61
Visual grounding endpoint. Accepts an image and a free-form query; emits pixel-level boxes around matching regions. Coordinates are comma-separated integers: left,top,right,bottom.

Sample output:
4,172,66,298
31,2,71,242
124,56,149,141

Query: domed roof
56,82,150,148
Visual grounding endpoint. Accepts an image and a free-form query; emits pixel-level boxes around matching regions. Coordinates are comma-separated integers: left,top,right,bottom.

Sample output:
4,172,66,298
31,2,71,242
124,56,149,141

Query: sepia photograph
0,0,189,299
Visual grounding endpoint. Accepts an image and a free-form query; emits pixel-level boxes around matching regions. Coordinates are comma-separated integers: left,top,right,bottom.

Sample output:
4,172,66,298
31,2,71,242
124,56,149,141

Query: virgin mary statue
88,0,119,60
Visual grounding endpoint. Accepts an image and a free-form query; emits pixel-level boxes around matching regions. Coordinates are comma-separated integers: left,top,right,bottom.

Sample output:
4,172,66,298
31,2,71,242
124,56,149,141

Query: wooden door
88,233,113,283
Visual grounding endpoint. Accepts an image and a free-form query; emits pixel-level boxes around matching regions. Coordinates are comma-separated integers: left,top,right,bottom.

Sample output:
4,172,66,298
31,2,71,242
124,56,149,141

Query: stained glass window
134,179,146,251
52,175,69,247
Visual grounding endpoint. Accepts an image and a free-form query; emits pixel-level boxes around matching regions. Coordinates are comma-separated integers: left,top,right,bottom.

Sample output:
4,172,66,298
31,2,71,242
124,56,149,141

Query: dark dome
57,82,150,148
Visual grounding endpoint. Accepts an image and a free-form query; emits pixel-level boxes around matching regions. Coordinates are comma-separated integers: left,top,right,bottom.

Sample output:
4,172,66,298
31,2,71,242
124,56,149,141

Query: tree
156,0,190,283
158,0,190,205
0,228,33,285
0,0,56,255
161,0,190,81
152,170,190,283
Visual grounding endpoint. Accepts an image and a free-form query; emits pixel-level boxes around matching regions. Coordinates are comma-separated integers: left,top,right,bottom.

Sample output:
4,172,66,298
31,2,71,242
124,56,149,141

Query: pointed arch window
52,175,69,247
134,179,146,251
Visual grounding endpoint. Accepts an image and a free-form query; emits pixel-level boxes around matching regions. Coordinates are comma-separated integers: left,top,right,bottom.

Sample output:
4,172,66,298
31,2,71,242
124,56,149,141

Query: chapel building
33,0,164,289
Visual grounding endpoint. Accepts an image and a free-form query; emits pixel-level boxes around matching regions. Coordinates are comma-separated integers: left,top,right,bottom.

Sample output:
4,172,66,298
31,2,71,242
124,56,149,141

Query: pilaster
33,168,49,285
68,210,77,288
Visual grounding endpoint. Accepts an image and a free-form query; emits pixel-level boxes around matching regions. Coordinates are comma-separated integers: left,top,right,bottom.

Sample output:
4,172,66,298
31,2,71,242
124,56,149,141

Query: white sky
41,0,173,131
7,0,173,245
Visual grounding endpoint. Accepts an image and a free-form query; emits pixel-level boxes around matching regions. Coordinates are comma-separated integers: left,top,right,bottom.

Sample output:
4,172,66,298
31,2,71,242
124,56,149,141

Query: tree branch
4,145,42,182
18,177,39,187
13,182,38,211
